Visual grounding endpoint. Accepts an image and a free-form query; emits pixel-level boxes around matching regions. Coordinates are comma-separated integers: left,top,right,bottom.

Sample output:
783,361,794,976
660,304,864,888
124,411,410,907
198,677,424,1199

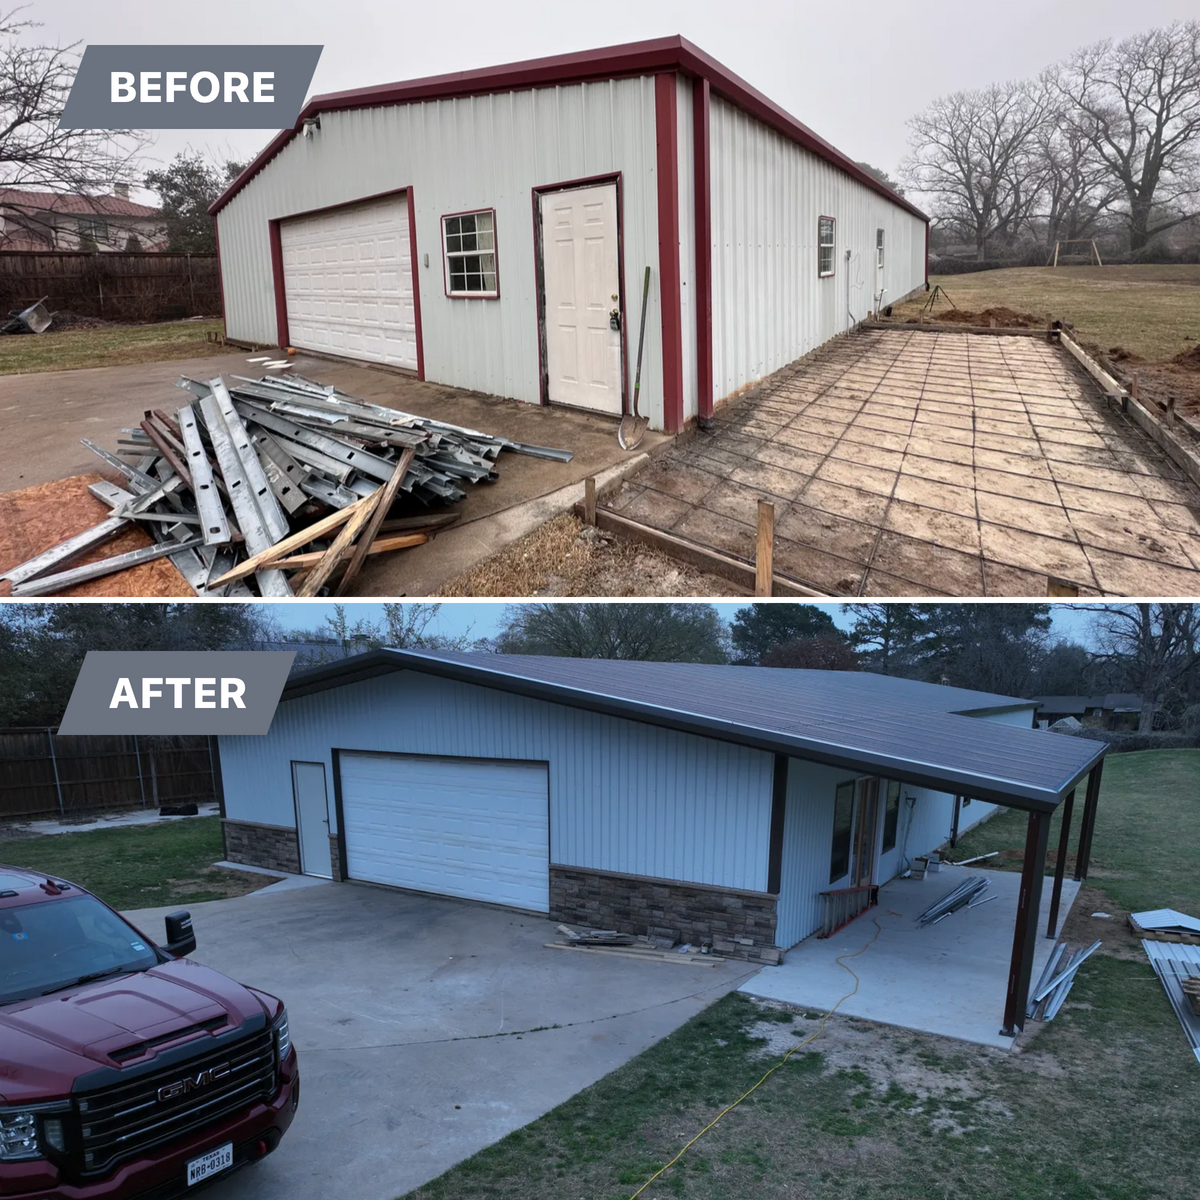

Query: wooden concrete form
601,328,1200,597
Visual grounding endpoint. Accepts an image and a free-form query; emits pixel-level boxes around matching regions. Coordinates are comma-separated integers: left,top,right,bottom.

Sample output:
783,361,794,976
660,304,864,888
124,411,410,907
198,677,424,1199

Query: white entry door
338,752,550,912
280,194,417,369
291,761,331,878
540,183,623,414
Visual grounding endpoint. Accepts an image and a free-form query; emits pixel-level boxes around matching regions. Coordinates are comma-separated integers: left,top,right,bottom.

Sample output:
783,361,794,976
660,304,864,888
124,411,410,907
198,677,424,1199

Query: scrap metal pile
2,373,572,598
915,875,993,926
1026,940,1101,1023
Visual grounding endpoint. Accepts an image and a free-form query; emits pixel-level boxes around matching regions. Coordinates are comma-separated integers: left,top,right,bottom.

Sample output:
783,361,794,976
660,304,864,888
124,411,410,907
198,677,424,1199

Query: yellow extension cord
628,916,887,1200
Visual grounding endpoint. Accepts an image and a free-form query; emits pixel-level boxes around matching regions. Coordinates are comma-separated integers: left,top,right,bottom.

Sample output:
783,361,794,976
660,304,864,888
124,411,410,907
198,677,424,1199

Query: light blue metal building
218,651,1103,987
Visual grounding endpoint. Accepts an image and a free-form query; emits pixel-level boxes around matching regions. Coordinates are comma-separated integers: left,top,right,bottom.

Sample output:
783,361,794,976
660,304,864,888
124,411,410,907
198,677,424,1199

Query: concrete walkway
122,881,750,1200
740,865,1081,1050
606,328,1200,596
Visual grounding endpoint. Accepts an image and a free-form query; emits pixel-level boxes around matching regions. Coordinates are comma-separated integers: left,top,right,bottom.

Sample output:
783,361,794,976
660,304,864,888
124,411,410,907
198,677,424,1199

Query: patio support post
1001,808,1050,1037
1073,761,1103,881
1046,788,1074,938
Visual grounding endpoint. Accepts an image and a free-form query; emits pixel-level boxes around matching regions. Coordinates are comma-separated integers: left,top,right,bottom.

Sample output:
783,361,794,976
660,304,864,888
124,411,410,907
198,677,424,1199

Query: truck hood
0,959,269,1105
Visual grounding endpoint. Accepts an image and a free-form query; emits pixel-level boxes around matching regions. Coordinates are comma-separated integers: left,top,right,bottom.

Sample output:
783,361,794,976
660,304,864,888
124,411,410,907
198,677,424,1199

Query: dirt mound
1107,346,1144,363
1171,344,1200,372
931,305,1045,328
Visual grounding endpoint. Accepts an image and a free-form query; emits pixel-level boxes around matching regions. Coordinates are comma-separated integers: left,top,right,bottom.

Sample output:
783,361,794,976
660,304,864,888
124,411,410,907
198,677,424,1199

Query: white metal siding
280,195,416,368
708,95,926,407
219,670,774,892
339,752,550,912
216,79,667,427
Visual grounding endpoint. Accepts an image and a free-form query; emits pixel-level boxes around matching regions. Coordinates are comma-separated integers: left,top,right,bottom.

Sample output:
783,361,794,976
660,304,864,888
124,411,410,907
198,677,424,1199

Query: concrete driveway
123,880,751,1200
0,349,666,595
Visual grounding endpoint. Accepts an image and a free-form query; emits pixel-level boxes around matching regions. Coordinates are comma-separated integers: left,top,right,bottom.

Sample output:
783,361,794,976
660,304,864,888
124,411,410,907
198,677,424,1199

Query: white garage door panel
339,753,550,912
280,196,417,369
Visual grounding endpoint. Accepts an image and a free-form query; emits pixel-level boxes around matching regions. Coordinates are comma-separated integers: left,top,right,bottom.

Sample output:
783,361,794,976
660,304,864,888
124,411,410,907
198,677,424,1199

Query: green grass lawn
950,748,1200,914
402,748,1200,1200
0,816,274,909
0,318,227,374
890,264,1200,363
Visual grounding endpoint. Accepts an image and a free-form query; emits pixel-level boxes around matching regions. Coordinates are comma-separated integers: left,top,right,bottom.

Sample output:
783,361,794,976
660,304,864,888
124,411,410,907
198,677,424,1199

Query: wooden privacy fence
0,252,220,322
0,729,219,821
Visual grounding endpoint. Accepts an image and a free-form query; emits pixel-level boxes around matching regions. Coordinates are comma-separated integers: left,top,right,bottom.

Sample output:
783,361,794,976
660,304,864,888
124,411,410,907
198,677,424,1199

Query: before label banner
58,651,296,736
59,45,323,129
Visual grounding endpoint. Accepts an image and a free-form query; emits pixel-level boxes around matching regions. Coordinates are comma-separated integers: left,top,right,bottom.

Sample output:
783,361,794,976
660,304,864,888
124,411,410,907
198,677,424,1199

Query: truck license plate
187,1142,233,1186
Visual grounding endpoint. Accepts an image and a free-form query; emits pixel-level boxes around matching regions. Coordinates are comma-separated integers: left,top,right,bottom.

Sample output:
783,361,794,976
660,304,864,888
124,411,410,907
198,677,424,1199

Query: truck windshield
0,895,160,1005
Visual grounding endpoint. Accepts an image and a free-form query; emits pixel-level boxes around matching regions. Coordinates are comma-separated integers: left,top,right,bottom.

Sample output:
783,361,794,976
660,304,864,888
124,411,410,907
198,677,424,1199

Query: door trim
531,172,627,413
267,185,424,378
331,746,553,901
291,760,331,879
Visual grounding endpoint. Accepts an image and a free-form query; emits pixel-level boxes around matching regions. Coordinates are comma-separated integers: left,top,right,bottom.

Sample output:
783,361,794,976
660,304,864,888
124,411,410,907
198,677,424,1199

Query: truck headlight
272,1007,291,1063
0,1111,41,1161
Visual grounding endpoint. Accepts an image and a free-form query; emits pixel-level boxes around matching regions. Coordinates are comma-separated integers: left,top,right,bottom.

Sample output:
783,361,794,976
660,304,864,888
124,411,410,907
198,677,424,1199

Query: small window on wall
442,209,499,298
818,216,836,277
830,780,855,883
876,228,885,269
882,780,901,853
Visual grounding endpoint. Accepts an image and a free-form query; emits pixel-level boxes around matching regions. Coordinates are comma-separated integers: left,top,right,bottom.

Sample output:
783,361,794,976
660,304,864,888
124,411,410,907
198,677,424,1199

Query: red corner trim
268,220,289,349
655,73,683,434
693,77,713,423
407,188,425,380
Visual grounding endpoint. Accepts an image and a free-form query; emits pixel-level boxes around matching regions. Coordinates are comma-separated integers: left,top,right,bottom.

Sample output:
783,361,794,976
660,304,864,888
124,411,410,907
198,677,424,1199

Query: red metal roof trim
208,36,928,224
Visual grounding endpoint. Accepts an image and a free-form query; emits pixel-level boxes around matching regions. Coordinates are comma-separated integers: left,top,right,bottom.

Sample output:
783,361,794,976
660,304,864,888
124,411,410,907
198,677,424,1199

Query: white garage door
280,195,417,368
339,752,550,912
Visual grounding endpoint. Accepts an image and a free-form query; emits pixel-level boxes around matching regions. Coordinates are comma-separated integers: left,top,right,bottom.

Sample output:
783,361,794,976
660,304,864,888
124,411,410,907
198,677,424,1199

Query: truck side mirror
164,910,197,957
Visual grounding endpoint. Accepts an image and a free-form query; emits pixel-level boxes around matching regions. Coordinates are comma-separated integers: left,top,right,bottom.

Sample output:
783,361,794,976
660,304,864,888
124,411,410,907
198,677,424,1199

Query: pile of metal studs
915,875,992,926
2,373,573,598
1027,940,1102,1022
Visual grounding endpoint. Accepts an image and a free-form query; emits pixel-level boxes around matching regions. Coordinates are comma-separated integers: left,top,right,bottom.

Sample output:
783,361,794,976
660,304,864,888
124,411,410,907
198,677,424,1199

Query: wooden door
539,182,622,413
852,777,880,887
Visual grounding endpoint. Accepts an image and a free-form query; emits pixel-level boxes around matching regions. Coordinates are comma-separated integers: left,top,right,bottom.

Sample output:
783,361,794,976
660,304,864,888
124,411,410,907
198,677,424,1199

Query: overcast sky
264,601,1099,646
37,0,1197,198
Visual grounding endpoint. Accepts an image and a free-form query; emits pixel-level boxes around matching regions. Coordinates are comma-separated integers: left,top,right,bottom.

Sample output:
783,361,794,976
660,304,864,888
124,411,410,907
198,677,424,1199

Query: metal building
209,37,929,433
217,650,1106,1033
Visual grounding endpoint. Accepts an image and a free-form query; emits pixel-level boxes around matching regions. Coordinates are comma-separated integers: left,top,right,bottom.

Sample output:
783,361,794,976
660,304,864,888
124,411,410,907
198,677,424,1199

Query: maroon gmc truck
0,865,298,1198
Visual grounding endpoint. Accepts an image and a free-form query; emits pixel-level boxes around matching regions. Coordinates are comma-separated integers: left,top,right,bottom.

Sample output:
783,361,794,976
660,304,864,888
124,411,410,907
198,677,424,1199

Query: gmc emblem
157,1063,230,1102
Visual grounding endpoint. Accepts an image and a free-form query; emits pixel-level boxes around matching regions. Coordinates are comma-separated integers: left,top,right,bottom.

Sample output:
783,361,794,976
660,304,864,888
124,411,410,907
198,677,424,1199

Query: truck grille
74,1027,276,1176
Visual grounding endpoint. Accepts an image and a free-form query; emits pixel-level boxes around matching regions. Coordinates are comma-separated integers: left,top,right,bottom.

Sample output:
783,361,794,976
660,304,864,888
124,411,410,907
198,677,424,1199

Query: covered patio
743,864,1082,1050
748,756,1107,1049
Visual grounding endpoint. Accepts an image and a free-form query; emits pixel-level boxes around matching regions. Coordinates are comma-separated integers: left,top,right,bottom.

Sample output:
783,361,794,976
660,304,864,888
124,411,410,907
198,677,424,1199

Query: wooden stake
333,447,416,596
755,499,774,597
584,476,597,526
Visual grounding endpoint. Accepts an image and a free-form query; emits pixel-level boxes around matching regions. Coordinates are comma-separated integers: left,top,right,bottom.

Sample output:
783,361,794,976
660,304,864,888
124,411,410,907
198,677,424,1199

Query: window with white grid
818,216,836,277
442,209,498,298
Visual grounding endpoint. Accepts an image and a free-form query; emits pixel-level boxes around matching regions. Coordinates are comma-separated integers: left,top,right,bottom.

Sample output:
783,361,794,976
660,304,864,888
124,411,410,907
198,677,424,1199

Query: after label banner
58,651,296,736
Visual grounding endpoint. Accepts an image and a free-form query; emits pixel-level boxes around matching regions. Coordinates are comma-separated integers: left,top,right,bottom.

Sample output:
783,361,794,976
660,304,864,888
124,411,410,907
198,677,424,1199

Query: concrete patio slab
605,328,1200,596
739,864,1081,1051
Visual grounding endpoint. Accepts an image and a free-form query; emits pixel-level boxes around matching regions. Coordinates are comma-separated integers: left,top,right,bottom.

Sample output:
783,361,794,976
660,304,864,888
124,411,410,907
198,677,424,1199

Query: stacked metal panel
1143,939,1200,1063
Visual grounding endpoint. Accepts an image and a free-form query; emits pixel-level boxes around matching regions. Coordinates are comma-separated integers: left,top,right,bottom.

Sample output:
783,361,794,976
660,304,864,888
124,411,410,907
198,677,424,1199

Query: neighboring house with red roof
0,185,168,252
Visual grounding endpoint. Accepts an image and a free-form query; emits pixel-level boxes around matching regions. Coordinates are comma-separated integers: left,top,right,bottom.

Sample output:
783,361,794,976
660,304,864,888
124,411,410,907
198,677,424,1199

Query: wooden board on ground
0,474,191,598
544,942,724,966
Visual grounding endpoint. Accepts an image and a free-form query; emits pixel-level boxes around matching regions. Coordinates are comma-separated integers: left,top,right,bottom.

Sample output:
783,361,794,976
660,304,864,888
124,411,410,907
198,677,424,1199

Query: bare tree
902,80,1050,259
1052,22,1200,252
1087,604,1200,732
1032,88,1123,247
0,9,149,246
